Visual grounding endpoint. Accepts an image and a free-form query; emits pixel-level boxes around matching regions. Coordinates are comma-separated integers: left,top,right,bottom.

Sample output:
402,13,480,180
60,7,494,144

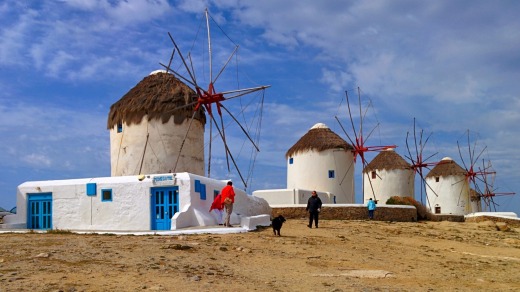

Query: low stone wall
427,214,465,222
465,215,520,227
271,204,417,222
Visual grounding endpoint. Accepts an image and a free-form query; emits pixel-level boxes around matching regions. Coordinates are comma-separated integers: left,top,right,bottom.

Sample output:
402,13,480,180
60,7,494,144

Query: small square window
117,122,123,133
328,170,335,178
371,171,377,179
289,157,294,164
435,176,440,182
214,190,220,199
101,189,113,202
86,183,97,196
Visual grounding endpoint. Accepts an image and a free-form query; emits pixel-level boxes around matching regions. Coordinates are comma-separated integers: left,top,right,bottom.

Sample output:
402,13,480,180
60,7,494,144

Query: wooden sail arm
482,192,515,198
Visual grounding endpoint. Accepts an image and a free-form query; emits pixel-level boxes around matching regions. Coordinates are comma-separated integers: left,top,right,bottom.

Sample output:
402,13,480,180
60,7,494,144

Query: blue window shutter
328,170,335,178
289,157,294,164
200,183,206,200
86,183,97,196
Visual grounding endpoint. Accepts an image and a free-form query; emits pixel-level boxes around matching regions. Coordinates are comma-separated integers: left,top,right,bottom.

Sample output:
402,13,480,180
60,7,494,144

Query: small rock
191,275,201,281
496,222,510,232
35,253,50,258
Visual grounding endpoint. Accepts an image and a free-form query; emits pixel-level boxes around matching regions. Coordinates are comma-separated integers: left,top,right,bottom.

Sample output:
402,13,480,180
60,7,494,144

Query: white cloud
63,0,108,10
22,153,52,167
1,0,519,211
105,0,171,25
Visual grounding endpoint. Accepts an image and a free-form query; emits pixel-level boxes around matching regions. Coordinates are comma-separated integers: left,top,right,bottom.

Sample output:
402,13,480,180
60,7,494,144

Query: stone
35,253,50,258
495,222,510,232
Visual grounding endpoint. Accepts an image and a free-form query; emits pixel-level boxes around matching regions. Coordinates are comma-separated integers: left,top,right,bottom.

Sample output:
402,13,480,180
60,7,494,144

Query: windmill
160,8,270,189
454,130,508,213
404,118,441,209
475,159,515,212
335,87,396,202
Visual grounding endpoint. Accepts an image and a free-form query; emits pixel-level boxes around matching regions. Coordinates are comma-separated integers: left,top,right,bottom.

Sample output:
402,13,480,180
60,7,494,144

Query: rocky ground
1,219,520,291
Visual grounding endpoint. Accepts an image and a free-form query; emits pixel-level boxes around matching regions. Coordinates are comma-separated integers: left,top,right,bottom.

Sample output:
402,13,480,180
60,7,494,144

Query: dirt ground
1,219,520,291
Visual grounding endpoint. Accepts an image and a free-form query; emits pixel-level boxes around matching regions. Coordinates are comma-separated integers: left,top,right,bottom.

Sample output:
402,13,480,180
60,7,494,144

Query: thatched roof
107,71,206,129
363,148,411,173
470,188,480,201
425,157,467,178
285,123,353,158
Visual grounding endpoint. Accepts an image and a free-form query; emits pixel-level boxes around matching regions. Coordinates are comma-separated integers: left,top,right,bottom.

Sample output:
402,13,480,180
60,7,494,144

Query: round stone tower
285,123,355,203
107,71,206,176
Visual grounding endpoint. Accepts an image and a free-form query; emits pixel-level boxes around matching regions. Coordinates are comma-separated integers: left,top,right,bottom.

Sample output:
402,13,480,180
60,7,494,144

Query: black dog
272,215,286,236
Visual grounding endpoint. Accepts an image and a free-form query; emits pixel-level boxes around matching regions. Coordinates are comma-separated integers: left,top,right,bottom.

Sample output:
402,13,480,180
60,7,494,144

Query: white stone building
362,148,414,204
2,71,271,231
425,157,479,215
254,123,355,204
107,71,206,177
3,173,270,230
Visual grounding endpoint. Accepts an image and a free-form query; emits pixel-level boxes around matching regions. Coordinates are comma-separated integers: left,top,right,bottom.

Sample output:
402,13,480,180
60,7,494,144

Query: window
435,176,440,182
195,180,206,200
117,122,123,133
371,171,377,179
214,190,220,199
289,157,293,164
86,183,97,196
328,170,335,178
101,189,113,202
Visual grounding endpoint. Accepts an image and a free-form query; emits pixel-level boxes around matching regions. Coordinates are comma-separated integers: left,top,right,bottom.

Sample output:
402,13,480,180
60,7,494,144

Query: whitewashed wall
252,189,333,205
426,174,472,215
286,149,355,203
110,116,205,176
7,172,271,231
363,169,414,204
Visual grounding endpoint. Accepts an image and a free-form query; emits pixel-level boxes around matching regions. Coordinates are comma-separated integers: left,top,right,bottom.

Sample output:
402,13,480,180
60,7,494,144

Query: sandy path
1,219,520,291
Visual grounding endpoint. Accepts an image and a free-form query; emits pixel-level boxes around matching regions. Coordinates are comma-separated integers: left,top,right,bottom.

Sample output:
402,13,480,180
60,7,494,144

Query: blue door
27,193,52,230
151,187,179,230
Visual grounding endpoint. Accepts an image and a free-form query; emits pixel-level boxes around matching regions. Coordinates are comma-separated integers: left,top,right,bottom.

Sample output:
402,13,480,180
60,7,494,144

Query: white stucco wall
425,174,472,215
363,169,414,204
286,148,354,203
252,189,333,205
7,172,271,231
110,116,205,176
470,197,482,213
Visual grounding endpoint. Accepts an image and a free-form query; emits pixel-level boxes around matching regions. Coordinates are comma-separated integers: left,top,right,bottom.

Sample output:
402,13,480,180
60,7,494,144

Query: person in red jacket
220,181,236,227
209,193,224,225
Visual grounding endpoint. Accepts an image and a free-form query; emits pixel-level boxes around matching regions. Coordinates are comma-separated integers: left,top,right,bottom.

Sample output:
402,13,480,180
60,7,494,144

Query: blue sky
1,0,519,214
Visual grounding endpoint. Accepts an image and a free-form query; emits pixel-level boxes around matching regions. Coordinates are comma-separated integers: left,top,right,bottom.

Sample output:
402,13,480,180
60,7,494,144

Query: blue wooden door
151,187,179,230
27,193,52,230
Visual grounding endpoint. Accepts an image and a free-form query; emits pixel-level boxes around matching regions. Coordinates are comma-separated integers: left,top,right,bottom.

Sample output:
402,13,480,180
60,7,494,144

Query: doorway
151,187,179,230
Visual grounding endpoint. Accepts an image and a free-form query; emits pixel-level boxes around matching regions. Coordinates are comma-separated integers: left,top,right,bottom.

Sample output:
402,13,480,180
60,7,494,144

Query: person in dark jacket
306,191,322,228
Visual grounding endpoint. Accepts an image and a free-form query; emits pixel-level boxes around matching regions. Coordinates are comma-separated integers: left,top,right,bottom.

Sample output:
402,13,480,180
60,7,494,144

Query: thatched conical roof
107,71,206,129
285,123,353,158
425,157,467,178
363,148,411,173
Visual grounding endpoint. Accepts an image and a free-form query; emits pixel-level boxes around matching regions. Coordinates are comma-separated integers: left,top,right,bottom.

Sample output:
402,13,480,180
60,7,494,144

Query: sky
1,0,519,215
